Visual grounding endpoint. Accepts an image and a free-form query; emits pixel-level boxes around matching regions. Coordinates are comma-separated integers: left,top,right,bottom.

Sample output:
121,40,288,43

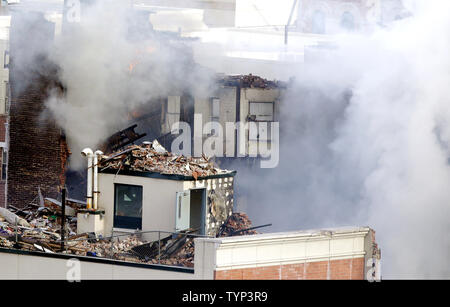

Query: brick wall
0,115,6,142
0,115,6,208
7,79,65,208
214,258,365,280
6,12,68,208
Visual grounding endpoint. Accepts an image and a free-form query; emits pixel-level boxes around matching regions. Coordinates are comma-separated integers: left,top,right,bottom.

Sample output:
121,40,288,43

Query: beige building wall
97,173,235,239
98,173,184,240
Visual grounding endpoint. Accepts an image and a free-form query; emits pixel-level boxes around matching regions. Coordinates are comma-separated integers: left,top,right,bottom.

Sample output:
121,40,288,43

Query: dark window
114,184,143,229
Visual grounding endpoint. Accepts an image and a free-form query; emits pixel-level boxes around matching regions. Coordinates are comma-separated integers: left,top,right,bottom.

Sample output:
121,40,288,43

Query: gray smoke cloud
232,0,450,278
44,1,213,169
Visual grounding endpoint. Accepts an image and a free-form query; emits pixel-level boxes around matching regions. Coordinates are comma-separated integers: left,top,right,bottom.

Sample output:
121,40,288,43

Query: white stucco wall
0,249,196,280
98,173,185,240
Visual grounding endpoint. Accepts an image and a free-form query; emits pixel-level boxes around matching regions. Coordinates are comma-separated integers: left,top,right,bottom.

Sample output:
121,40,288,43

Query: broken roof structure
98,140,236,180
216,73,287,89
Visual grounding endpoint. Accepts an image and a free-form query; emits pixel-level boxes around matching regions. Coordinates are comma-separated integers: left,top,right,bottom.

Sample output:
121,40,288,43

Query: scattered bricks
217,74,285,89
99,140,233,179
216,212,258,237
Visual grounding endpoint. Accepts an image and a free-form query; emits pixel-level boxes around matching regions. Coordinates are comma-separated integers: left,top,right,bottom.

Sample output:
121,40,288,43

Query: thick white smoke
45,1,213,168
15,0,450,278
234,0,450,278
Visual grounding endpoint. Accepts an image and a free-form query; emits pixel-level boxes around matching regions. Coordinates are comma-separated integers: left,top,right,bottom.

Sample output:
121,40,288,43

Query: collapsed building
79,140,236,239
0,3,382,280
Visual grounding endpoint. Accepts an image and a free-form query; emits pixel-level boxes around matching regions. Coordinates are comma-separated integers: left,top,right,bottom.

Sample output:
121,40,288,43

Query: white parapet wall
0,247,196,280
194,226,381,280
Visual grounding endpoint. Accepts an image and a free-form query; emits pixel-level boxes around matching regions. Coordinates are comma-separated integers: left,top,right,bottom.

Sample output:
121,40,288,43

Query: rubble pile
217,212,259,237
0,204,258,268
71,235,146,258
218,74,284,89
0,236,13,248
0,205,76,253
99,140,233,179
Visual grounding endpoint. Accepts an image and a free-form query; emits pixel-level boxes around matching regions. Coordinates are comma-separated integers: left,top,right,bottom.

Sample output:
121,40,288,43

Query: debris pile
130,231,196,267
217,212,259,237
218,74,285,89
99,140,234,179
1,203,259,268
0,205,76,253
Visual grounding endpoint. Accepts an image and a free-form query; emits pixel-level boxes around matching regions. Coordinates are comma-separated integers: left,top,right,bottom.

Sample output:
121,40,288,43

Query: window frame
113,183,143,230
0,147,6,181
248,101,275,142
210,97,220,122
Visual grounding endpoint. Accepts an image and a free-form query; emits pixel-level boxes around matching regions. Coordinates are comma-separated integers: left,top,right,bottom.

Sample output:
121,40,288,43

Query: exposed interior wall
189,188,204,233
184,175,234,236
239,88,281,155
194,86,237,156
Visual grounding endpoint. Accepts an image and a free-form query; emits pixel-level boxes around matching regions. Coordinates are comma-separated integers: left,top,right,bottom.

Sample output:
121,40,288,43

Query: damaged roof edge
99,168,237,181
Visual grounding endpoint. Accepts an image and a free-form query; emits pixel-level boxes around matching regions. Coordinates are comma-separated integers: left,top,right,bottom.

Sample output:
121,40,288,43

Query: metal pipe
93,150,103,210
284,0,298,45
81,148,94,209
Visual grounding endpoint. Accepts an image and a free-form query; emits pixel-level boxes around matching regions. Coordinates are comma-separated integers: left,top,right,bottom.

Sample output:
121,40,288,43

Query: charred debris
0,203,261,267
98,140,234,179
0,138,266,267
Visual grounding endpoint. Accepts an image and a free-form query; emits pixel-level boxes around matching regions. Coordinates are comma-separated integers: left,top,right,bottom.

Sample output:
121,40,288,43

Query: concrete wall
194,226,381,280
194,86,283,157
194,86,237,157
0,248,195,280
239,88,281,155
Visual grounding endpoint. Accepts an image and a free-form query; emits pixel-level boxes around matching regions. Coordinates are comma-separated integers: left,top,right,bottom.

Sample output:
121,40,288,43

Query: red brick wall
7,80,65,209
0,115,7,143
7,13,66,209
0,115,7,208
214,258,365,280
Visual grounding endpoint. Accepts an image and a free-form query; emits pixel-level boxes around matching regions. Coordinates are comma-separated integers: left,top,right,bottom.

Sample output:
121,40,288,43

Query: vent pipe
93,150,103,210
81,148,94,209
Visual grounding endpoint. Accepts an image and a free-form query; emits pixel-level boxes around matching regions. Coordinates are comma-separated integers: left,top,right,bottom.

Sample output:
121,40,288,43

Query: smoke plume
233,0,450,278
44,1,213,168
